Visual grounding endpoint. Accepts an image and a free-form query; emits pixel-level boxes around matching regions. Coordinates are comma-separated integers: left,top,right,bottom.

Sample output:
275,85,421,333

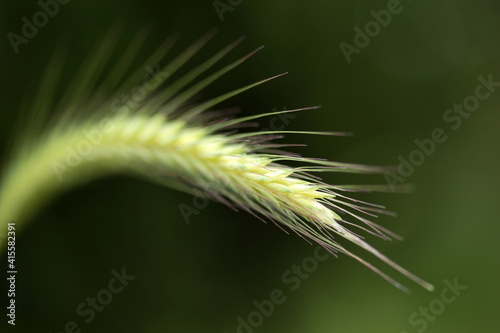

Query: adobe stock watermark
111,65,169,114
385,74,499,191
179,106,295,225
178,185,215,226
400,277,467,333
225,246,331,333
7,0,71,54
50,267,135,333
51,64,168,182
213,0,243,21
340,0,403,64
6,221,17,326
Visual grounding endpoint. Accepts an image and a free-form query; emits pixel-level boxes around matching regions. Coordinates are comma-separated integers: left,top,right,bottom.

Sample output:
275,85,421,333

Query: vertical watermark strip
6,221,17,325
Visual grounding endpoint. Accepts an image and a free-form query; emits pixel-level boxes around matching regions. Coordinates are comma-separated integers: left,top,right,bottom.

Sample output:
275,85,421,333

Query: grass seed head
0,29,434,293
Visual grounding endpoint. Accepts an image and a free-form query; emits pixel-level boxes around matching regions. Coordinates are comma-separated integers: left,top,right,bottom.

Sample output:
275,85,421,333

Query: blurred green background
1,0,499,332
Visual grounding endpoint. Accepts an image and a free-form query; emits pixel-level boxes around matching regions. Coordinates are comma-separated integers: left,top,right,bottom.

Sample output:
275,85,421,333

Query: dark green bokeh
1,0,499,332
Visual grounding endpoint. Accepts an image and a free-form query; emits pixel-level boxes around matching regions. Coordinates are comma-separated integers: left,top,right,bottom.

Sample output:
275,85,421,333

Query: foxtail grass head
0,28,434,293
